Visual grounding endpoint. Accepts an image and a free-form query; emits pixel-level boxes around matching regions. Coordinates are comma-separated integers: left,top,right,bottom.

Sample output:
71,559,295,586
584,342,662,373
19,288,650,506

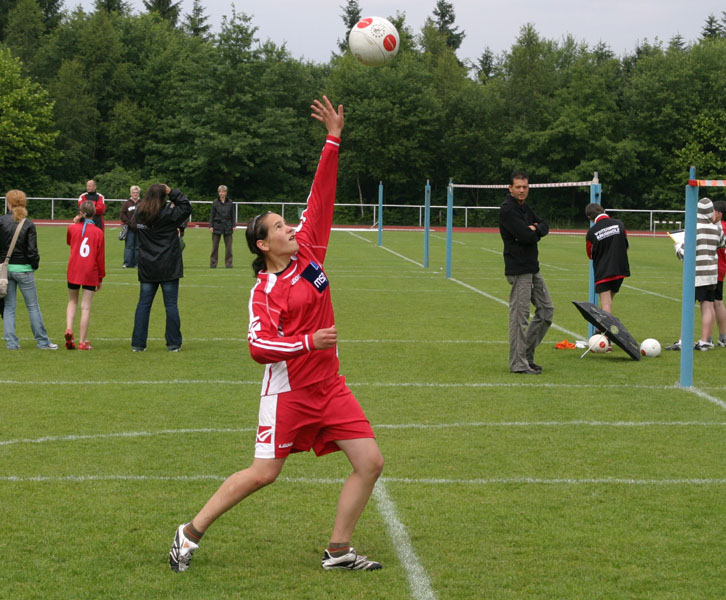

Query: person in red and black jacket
78,180,106,230
585,203,630,314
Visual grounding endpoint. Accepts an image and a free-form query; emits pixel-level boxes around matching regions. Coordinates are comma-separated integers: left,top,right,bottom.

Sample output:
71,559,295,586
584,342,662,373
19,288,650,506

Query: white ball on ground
640,338,661,357
588,334,610,353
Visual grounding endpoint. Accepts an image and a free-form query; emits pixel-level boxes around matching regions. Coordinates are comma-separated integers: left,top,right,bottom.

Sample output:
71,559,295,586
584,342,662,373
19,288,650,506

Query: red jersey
67,220,106,286
247,136,340,396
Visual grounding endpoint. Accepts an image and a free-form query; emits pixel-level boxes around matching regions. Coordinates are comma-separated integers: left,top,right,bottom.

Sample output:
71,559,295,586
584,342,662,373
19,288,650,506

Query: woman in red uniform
65,201,105,350
170,96,384,572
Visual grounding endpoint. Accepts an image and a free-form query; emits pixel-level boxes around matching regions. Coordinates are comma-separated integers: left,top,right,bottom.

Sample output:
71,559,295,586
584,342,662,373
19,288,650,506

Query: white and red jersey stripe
247,136,341,396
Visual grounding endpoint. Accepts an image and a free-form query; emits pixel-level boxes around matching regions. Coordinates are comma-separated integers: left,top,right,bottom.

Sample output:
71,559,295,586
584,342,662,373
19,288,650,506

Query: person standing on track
169,96,384,573
498,170,554,375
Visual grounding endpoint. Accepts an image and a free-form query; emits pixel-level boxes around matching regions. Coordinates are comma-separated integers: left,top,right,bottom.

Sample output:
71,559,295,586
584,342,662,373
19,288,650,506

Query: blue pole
587,173,602,339
680,167,698,387
377,181,383,247
424,180,431,268
446,179,453,278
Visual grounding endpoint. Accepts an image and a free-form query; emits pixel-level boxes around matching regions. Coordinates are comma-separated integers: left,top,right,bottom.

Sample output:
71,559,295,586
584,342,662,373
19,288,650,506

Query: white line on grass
435,276,583,338
347,231,425,267
622,284,680,302
685,387,726,410
4,420,724,447
374,480,438,600
2,474,725,486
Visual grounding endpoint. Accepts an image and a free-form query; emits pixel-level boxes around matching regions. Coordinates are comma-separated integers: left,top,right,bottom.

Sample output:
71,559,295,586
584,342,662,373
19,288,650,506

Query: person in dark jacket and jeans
498,171,553,374
120,185,141,268
209,185,235,268
1,189,57,350
131,184,192,352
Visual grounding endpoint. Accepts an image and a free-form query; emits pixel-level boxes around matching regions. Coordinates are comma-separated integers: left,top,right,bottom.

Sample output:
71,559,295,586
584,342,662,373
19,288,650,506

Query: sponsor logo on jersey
301,261,329,292
278,442,293,448
291,274,301,285
256,425,272,444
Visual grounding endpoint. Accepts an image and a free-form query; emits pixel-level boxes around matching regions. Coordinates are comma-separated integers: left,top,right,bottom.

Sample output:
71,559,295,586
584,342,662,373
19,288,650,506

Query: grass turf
1,225,725,599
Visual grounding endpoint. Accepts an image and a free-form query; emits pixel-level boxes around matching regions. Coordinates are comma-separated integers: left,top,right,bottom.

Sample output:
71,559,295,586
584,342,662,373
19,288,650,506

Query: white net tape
452,181,595,190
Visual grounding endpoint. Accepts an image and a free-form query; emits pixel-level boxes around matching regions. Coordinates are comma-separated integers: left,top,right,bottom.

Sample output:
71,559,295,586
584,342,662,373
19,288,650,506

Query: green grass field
2,224,725,599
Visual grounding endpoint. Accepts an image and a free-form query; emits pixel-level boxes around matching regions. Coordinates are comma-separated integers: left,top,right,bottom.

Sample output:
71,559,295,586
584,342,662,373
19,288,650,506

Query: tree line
2,0,726,227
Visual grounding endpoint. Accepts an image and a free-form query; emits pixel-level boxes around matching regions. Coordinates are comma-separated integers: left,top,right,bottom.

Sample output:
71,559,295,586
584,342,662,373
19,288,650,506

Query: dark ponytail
246,212,272,276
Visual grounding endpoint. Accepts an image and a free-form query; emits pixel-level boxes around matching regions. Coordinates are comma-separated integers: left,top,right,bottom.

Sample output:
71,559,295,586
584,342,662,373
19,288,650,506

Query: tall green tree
337,0,361,52
701,14,723,39
0,47,58,192
431,0,464,51
182,0,211,39
143,0,181,27
94,0,131,14
5,0,45,68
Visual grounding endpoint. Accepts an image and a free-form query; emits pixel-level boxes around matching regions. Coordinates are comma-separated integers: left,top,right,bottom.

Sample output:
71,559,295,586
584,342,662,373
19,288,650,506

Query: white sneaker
718,338,726,347
169,524,198,572
39,343,58,350
321,547,382,570
694,340,714,351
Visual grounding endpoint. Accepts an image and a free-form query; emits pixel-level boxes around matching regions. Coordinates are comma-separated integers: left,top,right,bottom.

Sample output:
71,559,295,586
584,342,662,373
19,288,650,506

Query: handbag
118,223,128,241
0,218,26,298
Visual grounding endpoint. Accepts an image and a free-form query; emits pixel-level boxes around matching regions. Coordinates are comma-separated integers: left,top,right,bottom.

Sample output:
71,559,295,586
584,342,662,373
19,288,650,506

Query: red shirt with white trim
247,136,340,396
67,220,106,286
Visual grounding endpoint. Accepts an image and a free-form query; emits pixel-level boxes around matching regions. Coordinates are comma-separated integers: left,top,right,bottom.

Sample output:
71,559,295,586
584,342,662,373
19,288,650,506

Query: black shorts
595,278,624,295
67,282,97,292
695,284,716,303
716,280,724,302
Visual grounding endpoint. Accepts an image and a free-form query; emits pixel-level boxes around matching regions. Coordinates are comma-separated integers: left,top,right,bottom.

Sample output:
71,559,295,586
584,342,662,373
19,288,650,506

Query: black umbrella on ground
572,301,641,361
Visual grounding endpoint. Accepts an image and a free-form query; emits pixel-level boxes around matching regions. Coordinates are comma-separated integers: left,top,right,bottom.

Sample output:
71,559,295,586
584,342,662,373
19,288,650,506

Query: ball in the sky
348,16,400,66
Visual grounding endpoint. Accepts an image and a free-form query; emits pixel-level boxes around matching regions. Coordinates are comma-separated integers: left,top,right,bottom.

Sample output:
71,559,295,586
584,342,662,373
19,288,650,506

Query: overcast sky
72,0,724,64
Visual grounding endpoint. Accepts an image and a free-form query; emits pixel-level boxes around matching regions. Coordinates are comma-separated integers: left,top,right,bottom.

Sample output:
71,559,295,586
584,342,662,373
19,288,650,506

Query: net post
377,181,383,247
680,166,698,387
446,179,453,278
587,172,602,339
424,180,431,268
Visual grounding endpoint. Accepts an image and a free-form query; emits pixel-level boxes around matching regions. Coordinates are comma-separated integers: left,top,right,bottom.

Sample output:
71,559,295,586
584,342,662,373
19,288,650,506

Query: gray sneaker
38,343,58,350
321,548,382,571
169,524,198,572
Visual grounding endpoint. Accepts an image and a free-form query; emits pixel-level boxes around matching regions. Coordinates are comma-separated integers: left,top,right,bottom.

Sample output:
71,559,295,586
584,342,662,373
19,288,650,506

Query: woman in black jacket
0,190,57,350
208,185,235,268
131,184,192,352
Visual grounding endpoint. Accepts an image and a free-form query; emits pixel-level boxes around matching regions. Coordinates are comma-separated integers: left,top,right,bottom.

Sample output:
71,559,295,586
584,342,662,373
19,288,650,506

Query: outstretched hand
311,95,344,138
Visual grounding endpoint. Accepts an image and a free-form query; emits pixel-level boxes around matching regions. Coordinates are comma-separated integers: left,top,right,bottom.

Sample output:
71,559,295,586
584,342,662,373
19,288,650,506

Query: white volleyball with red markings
348,16,400,66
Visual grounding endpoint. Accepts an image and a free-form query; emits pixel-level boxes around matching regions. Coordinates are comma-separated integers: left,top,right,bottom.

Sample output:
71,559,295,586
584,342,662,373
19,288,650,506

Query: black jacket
209,198,235,235
586,215,630,283
498,194,549,276
135,189,192,283
0,214,40,270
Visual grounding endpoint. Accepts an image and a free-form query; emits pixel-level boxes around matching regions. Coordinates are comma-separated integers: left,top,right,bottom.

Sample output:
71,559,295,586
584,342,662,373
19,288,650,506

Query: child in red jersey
65,201,105,350
169,96,384,574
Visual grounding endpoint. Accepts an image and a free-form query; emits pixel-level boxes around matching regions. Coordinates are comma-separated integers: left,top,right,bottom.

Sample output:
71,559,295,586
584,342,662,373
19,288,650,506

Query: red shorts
254,374,374,459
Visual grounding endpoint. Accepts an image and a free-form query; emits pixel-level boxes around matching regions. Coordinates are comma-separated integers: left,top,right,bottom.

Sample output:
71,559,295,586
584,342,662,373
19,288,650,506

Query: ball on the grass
640,338,661,357
588,334,610,353
348,16,400,66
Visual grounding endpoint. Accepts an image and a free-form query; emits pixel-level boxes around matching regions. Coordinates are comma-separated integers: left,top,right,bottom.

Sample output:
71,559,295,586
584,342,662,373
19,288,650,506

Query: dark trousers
131,280,181,350
123,230,139,267
210,233,233,268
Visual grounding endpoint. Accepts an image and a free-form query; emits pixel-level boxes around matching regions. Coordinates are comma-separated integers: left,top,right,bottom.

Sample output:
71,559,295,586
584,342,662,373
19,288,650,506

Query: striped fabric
695,198,726,287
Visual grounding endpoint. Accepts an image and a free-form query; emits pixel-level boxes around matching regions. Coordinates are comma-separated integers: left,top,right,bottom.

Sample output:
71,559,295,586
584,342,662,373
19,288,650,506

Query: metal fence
1,197,686,231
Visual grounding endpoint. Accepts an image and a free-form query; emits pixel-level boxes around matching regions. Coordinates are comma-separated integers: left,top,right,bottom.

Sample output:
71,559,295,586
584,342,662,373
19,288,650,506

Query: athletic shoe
718,339,726,347
168,346,181,352
665,341,681,351
528,362,543,373
513,368,540,375
64,329,75,350
694,341,714,351
169,524,198,572
321,548,382,571
78,341,93,350
39,343,58,350
132,347,145,352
